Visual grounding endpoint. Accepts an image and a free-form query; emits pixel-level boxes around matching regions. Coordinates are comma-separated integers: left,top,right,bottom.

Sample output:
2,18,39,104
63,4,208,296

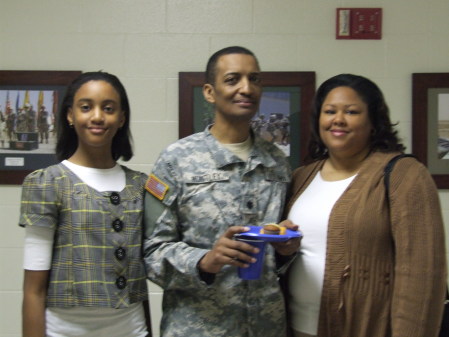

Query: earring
69,123,74,128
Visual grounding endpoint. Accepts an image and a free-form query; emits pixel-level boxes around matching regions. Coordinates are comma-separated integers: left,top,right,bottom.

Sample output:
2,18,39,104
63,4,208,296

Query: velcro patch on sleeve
145,174,169,200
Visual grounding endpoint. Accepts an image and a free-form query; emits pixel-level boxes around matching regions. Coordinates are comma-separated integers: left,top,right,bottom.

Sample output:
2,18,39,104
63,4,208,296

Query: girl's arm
22,270,49,337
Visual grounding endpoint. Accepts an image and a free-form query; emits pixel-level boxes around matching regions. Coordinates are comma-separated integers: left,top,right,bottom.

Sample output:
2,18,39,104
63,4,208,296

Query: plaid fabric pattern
20,163,148,308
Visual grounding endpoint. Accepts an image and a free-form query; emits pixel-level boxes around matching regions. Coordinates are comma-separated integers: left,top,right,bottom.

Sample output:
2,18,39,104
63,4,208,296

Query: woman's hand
271,219,302,256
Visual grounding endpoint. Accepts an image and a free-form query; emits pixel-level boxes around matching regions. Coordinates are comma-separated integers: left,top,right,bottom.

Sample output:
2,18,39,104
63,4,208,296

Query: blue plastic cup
235,237,266,280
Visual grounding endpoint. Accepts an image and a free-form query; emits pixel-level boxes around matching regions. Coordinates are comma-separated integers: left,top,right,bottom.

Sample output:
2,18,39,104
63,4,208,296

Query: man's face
203,53,262,123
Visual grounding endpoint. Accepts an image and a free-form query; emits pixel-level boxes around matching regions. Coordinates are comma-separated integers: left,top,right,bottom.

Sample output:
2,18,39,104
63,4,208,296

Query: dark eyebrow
323,103,360,108
223,72,240,77
222,72,261,79
76,99,118,105
75,98,93,105
102,100,118,105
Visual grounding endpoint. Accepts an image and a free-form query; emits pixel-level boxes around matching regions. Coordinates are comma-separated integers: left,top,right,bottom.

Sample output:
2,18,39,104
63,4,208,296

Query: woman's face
319,86,372,158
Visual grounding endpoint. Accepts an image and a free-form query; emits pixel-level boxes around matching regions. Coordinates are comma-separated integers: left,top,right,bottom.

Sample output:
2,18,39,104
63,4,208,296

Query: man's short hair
205,46,259,85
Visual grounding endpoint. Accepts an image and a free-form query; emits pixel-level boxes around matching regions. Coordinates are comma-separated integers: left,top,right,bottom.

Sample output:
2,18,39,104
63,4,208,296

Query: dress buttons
115,247,126,260
110,192,121,205
116,276,127,289
112,219,124,232
247,201,253,209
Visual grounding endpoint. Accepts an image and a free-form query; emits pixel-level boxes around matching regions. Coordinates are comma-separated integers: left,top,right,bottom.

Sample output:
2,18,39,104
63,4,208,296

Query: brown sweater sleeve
389,158,447,337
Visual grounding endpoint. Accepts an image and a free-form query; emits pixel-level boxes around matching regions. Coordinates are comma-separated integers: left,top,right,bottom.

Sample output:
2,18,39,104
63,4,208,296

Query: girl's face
67,80,125,152
319,86,372,158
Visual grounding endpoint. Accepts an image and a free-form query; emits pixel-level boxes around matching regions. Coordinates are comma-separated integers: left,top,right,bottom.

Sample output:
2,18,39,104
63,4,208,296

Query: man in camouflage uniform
24,103,36,132
143,46,300,337
37,105,50,143
0,107,6,148
16,108,27,133
6,107,16,141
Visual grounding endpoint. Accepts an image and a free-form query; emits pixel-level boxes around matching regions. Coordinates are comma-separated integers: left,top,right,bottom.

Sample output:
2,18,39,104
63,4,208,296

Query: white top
61,160,126,192
23,161,148,337
287,172,355,335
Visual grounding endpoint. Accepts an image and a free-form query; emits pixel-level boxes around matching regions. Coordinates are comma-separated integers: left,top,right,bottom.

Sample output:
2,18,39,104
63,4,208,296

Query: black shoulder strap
384,154,416,203
384,154,449,331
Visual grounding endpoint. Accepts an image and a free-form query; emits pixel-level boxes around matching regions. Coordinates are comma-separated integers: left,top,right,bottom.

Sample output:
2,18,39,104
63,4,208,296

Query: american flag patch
145,174,169,200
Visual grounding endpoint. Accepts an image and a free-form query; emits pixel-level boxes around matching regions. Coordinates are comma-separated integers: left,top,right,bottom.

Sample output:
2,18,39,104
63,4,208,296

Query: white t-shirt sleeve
23,225,54,270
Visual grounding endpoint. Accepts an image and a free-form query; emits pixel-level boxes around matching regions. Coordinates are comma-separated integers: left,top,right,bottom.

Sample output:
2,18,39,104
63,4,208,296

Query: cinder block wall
1,1,448,336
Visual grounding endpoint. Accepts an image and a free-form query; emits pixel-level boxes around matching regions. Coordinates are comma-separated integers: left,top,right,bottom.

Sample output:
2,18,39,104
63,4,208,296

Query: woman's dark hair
55,71,133,161
307,73,405,161
205,46,259,85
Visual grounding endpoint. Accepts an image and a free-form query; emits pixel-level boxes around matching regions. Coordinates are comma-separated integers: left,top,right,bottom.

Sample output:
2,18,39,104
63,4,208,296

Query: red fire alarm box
336,8,382,40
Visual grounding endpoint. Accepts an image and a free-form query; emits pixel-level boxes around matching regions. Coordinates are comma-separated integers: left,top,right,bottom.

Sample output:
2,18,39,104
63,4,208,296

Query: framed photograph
0,70,82,185
179,71,316,169
412,72,449,189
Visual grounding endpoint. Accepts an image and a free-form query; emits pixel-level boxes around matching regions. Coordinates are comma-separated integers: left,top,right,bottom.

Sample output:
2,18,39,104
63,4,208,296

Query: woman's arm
390,161,447,337
22,270,49,337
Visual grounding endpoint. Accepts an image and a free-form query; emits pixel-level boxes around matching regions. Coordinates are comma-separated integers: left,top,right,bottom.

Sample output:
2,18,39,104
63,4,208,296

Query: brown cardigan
284,152,447,337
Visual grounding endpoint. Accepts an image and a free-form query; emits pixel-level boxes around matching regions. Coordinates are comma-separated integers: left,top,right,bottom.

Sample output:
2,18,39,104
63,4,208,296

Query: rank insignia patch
145,174,169,200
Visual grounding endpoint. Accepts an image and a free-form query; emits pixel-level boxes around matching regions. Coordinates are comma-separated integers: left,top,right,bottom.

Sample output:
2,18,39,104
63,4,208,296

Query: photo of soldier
5,106,16,142
277,113,290,145
250,91,292,157
37,105,50,144
0,106,6,148
24,103,36,132
251,114,266,134
16,108,27,133
437,93,449,159
253,111,290,156
0,89,58,153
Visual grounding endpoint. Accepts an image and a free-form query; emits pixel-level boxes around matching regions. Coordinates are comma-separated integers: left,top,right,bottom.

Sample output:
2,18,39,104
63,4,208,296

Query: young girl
20,72,150,337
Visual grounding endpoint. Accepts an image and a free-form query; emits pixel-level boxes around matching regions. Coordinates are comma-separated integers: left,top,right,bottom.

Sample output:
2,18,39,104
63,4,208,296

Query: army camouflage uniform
143,127,291,337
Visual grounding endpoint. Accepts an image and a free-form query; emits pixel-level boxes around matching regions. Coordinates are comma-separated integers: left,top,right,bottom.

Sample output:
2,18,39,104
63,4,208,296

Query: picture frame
0,70,82,185
412,72,449,189
179,71,316,169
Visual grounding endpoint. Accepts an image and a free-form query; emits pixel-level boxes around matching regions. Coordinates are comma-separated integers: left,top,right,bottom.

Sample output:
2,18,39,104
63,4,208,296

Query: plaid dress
20,163,148,308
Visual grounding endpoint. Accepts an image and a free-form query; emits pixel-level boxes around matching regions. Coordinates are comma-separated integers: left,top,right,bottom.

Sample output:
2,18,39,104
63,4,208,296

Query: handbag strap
383,154,449,305
383,154,416,204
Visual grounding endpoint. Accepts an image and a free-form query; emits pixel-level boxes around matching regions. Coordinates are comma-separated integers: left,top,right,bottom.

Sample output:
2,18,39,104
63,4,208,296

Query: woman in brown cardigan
284,74,447,337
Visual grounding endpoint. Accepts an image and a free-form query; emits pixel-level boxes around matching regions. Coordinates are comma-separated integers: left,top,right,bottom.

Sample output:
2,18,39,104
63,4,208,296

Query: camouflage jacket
143,127,291,337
